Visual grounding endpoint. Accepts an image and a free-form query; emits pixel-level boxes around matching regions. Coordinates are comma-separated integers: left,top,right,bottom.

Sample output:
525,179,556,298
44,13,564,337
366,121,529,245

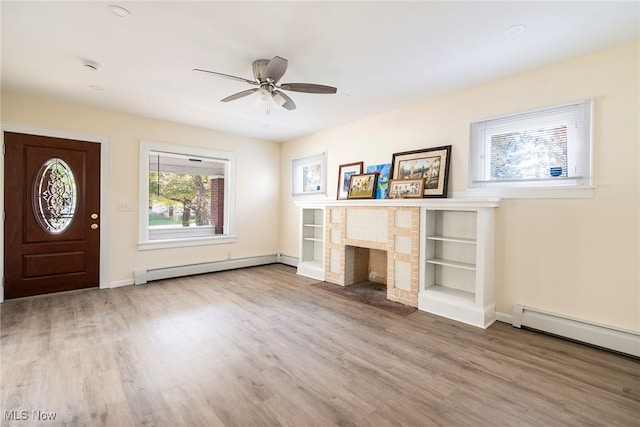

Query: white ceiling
2,1,638,142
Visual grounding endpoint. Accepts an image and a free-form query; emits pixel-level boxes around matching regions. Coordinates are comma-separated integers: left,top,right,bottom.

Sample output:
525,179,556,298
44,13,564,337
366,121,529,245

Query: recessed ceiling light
108,5,131,18
83,60,100,71
339,93,350,99
505,24,526,36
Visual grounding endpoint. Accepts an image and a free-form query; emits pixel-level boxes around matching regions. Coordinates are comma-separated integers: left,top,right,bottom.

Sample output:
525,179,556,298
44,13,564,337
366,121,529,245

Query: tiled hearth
324,206,420,307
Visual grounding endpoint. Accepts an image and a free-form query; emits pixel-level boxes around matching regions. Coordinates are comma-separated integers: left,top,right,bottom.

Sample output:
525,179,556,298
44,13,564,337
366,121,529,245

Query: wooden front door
4,132,101,299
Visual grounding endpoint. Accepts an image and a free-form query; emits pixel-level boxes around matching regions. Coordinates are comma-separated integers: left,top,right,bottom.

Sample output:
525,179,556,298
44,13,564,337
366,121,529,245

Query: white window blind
469,99,593,191
148,151,227,177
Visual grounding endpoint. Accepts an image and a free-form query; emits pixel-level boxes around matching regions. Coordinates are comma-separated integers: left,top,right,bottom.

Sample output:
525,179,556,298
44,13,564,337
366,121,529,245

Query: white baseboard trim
277,254,298,267
513,304,640,358
134,254,278,285
105,279,135,289
495,311,513,324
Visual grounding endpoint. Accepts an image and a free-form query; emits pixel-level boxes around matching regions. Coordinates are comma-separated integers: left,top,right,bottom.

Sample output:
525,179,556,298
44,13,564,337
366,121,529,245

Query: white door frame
1,122,111,302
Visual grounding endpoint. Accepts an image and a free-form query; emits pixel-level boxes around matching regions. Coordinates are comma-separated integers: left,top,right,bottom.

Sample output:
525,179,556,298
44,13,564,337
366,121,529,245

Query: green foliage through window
490,126,568,180
149,172,211,227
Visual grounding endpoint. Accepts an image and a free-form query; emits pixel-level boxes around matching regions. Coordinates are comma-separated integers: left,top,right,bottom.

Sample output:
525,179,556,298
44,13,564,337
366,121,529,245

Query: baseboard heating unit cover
513,304,639,358
134,255,278,285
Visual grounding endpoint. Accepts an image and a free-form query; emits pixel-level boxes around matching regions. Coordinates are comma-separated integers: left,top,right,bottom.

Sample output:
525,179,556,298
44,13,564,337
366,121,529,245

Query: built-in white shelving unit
294,198,498,328
420,205,496,328
297,206,325,280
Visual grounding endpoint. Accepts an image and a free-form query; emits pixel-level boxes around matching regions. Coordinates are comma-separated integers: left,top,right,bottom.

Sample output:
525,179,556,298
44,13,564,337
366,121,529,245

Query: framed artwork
390,145,452,198
292,153,326,196
366,163,391,199
347,173,378,199
336,161,363,199
388,178,425,199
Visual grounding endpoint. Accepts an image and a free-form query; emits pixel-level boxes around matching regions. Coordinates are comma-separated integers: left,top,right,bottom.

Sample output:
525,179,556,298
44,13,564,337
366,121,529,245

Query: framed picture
390,145,452,198
347,173,378,199
336,161,363,199
388,178,425,199
292,153,326,196
366,163,391,199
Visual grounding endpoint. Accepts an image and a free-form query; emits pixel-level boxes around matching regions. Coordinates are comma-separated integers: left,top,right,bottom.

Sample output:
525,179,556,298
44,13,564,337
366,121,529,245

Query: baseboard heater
513,305,639,358
134,254,279,285
278,254,298,268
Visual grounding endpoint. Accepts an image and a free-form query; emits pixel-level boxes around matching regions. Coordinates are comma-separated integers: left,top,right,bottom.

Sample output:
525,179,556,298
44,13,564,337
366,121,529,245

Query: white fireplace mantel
295,197,500,328
295,197,500,210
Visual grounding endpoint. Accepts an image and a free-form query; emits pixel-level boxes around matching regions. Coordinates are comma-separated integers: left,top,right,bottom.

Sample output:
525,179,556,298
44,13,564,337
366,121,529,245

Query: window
139,140,236,249
468,99,593,198
292,153,326,196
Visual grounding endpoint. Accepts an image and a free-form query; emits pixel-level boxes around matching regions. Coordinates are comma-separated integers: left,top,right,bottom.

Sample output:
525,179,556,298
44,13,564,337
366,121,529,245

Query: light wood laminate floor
1,264,638,426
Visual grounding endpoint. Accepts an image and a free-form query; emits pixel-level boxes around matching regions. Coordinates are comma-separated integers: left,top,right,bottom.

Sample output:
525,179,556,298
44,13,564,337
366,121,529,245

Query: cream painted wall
280,42,640,332
1,92,281,286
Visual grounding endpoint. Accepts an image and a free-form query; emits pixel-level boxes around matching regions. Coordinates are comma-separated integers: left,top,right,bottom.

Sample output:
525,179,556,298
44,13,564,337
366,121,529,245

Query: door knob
91,223,99,230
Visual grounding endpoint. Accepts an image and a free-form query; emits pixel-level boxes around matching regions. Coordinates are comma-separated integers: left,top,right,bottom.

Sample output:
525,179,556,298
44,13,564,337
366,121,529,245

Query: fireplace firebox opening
345,245,387,287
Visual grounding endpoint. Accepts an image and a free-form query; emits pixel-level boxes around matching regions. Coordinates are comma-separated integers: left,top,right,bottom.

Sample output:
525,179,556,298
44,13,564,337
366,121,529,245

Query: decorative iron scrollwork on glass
33,158,77,233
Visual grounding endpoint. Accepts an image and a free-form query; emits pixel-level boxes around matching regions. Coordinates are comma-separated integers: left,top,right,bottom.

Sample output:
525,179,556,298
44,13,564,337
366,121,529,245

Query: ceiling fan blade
193,68,257,86
279,83,337,94
265,56,288,83
273,90,296,110
221,88,259,102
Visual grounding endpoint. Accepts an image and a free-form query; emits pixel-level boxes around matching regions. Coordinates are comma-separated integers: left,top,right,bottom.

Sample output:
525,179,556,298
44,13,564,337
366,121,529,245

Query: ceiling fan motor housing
252,59,271,82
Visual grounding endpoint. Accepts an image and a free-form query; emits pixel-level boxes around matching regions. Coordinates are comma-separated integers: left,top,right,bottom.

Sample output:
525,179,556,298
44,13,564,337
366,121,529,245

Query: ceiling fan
193,56,337,111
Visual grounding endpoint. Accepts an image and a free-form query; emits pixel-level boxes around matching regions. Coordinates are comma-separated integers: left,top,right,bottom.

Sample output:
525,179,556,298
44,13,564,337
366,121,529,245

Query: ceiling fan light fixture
272,92,287,108
254,89,270,107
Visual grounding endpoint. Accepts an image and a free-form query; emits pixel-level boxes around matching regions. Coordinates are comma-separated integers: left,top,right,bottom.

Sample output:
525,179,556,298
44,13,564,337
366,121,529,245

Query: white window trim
461,186,594,199
467,99,594,199
292,152,327,196
138,140,236,250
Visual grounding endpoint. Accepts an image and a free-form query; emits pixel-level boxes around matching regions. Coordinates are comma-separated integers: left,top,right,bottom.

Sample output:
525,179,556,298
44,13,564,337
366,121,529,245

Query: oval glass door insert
33,158,77,233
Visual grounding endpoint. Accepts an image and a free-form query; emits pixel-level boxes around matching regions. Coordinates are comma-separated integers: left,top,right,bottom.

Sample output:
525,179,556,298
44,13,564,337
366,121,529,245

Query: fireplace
344,246,387,286
324,206,419,307
297,198,499,328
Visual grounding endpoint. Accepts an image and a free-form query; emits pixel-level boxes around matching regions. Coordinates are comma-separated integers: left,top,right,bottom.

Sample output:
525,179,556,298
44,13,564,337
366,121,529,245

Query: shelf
419,205,496,328
426,258,476,271
298,207,325,281
295,198,500,209
424,284,475,302
297,259,324,281
427,235,476,245
300,259,323,268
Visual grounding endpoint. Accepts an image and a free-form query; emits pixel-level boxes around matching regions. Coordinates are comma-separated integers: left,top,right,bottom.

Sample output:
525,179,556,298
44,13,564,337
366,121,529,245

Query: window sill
460,186,594,199
138,235,237,250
